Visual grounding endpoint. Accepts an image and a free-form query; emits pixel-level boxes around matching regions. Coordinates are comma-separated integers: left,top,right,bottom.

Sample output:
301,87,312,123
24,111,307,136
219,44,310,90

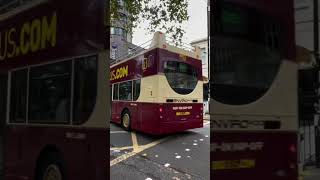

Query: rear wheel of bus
121,110,131,131
36,152,65,180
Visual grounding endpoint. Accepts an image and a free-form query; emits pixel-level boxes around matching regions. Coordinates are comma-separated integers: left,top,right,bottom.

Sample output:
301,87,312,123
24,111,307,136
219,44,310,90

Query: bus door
0,73,8,177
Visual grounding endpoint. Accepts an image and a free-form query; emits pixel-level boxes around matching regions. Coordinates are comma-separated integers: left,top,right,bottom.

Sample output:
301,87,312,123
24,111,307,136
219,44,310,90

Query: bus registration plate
176,112,191,116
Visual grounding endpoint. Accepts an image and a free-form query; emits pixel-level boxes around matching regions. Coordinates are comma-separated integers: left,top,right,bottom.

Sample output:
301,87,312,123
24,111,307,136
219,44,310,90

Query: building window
128,48,133,55
117,0,124,7
295,0,309,10
119,81,132,101
111,48,117,59
110,27,127,39
10,69,27,123
119,13,127,23
29,61,72,124
73,56,97,125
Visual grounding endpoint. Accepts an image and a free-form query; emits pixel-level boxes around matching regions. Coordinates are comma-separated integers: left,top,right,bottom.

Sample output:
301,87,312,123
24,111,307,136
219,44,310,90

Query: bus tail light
288,144,297,170
159,106,164,119
289,144,296,153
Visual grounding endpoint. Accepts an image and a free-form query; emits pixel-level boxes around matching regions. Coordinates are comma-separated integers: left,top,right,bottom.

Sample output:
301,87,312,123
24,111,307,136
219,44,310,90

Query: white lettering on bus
173,106,192,110
212,119,265,129
211,142,264,152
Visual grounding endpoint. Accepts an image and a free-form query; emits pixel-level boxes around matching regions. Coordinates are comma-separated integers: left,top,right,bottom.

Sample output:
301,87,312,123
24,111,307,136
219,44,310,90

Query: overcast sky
132,0,208,46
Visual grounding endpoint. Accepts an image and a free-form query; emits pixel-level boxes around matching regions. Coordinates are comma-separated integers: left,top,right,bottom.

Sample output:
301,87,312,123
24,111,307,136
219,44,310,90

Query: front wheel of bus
37,152,65,180
122,110,131,131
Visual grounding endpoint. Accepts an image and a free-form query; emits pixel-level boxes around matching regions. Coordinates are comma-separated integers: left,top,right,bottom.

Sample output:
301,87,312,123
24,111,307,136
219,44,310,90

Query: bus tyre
36,152,65,180
121,110,131,131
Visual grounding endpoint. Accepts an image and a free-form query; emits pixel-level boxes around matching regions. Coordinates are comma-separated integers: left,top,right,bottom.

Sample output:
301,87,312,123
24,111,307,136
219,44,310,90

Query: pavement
301,166,320,180
110,120,210,180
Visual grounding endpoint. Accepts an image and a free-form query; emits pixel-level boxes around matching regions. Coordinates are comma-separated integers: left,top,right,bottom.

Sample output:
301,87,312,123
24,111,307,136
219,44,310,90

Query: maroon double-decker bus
210,0,298,179
111,32,204,135
0,0,108,180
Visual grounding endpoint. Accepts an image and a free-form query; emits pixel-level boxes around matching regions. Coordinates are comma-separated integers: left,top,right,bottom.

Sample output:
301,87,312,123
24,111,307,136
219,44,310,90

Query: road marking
110,146,133,151
131,132,140,151
110,133,169,167
110,131,128,134
139,138,168,149
110,151,137,166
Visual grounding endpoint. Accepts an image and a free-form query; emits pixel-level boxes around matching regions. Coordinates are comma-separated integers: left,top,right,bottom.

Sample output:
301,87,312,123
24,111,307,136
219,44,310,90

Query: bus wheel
37,152,65,180
121,110,131,131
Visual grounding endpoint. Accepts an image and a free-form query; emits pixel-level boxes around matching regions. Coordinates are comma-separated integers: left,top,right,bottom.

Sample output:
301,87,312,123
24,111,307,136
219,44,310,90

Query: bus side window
113,84,119,100
29,61,72,124
73,55,98,125
10,69,27,123
119,81,132,101
133,79,141,101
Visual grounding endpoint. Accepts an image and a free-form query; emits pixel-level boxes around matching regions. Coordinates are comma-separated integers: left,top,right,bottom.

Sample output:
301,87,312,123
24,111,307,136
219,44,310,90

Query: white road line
110,131,128,134
110,146,133,151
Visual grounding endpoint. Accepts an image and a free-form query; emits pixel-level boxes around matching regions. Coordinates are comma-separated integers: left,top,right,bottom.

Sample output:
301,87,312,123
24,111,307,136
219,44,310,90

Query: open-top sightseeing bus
210,0,298,179
111,32,204,135
0,0,108,179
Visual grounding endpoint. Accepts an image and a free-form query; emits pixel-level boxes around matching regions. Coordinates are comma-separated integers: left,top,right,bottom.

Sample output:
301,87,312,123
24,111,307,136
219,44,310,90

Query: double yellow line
110,132,168,166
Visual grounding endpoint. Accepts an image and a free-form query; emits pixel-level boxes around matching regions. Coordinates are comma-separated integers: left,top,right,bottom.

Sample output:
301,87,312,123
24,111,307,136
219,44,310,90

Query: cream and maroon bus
0,0,108,179
111,32,204,135
210,0,298,179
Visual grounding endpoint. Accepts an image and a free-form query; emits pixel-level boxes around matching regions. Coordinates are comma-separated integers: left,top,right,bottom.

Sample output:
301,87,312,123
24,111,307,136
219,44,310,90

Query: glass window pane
10,69,27,123
29,61,71,124
73,56,97,125
0,74,8,125
164,61,198,95
110,27,115,34
133,80,141,101
119,81,132,101
113,84,119,100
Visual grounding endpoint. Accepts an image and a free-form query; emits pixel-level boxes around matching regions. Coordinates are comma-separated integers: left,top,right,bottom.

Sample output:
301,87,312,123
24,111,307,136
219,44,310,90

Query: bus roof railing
112,39,152,64
0,0,47,20
111,31,201,66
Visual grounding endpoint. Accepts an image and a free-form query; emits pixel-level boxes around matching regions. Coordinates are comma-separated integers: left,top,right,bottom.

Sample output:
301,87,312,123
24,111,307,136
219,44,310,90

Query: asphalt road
302,167,320,180
110,121,210,180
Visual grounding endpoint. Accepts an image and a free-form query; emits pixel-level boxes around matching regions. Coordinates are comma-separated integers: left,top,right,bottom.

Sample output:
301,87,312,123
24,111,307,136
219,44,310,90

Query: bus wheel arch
35,145,67,180
121,108,131,131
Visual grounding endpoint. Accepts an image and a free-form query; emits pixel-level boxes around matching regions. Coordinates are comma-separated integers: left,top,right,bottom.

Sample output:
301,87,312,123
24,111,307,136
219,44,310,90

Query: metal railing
111,39,152,65
167,39,196,52
110,34,197,65
0,0,34,14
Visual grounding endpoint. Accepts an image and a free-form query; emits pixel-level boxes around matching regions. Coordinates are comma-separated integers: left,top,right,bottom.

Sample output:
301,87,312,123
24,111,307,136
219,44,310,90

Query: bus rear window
211,4,282,105
164,61,198,95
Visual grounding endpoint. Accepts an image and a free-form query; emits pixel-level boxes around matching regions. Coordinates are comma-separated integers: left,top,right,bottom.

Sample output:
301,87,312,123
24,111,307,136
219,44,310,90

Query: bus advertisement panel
111,32,204,135
210,0,298,179
0,0,108,180
0,0,106,69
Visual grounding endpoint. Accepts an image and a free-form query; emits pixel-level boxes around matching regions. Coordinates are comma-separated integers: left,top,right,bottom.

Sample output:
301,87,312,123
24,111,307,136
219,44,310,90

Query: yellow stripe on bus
212,159,256,170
